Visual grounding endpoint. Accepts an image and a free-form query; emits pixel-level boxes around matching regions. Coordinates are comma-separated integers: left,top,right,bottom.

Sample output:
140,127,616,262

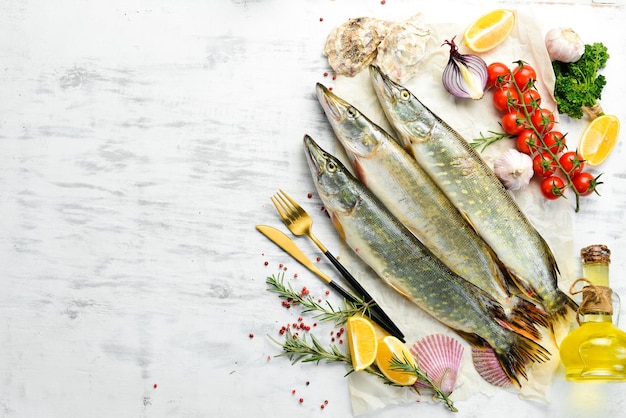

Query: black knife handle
324,250,404,339
327,270,405,343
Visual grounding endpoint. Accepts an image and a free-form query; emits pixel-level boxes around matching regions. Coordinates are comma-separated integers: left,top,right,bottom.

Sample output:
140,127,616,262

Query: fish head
315,83,382,159
369,65,428,147
303,134,358,215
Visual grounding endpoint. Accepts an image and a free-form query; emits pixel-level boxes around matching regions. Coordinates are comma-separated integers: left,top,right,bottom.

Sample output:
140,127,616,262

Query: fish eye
401,90,410,100
327,161,337,172
347,107,357,118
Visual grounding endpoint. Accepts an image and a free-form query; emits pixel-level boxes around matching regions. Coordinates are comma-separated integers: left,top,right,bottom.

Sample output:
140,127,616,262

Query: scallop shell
471,346,513,388
410,334,464,394
324,17,394,77
375,14,433,83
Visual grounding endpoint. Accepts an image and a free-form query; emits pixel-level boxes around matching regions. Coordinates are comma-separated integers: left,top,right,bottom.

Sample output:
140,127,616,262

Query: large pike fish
369,65,576,323
315,83,548,340
303,134,550,387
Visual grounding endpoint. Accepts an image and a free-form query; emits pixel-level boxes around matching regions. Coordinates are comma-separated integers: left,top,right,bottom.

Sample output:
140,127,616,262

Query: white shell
411,334,464,394
375,14,433,83
324,17,394,77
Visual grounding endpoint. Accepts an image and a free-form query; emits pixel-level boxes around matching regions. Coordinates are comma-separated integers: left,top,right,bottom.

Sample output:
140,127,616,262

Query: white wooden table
1,1,626,417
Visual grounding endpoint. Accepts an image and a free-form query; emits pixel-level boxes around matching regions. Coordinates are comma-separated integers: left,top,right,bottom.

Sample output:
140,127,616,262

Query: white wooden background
1,0,626,417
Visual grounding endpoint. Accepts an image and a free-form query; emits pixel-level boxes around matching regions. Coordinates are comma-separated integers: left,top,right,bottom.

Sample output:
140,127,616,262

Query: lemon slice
375,336,418,386
579,114,620,166
464,9,516,53
346,316,378,372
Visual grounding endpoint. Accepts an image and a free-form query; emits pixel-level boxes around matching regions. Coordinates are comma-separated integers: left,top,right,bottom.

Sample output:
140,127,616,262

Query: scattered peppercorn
307,192,313,198
299,397,304,403
264,261,269,266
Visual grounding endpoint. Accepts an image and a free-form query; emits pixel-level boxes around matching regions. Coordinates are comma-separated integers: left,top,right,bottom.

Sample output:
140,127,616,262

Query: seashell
411,334,464,394
324,17,394,77
471,346,513,387
375,14,433,83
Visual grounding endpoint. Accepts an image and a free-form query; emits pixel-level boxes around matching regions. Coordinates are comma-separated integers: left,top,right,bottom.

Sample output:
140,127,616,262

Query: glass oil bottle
560,244,626,382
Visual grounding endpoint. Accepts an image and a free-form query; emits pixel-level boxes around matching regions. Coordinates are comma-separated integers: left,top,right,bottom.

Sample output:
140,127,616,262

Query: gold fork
271,189,405,341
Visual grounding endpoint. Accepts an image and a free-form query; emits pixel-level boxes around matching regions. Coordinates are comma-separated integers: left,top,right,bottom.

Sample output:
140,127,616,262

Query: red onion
442,37,488,100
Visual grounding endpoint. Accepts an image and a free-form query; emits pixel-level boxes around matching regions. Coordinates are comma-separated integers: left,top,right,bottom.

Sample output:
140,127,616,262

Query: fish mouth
369,65,400,103
315,83,349,123
303,134,324,177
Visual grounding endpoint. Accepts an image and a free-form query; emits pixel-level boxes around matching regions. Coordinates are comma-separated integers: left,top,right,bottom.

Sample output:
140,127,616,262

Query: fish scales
303,134,549,387
369,65,576,322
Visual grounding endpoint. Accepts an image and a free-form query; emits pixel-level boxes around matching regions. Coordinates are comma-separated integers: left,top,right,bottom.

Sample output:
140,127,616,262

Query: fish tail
471,332,551,388
546,289,579,324
506,297,550,342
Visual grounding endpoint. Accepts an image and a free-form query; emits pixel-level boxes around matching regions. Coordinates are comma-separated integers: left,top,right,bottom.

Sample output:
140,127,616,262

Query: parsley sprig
552,42,609,119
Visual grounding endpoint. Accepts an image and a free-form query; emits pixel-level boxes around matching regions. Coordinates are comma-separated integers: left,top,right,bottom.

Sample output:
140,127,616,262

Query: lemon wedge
464,9,516,53
375,336,418,386
346,316,378,372
579,114,620,166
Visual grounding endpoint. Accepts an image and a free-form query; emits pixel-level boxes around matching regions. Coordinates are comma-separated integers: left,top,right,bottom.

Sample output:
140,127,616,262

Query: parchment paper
329,10,576,415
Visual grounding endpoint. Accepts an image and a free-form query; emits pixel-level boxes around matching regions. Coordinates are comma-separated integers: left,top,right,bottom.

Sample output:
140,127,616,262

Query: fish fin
330,213,346,241
383,279,412,300
352,158,368,187
506,296,551,342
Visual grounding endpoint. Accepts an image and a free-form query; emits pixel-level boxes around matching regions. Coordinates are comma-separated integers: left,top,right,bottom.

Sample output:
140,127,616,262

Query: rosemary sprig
270,329,350,366
266,273,372,325
470,130,511,152
270,330,457,413
389,353,458,413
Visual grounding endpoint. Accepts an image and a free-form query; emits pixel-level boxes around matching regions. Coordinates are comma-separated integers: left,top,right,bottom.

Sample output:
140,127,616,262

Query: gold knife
257,224,334,285
256,224,405,342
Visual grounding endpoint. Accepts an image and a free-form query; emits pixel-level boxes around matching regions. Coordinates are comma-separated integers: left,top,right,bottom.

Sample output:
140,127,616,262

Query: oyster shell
324,17,394,77
375,14,433,83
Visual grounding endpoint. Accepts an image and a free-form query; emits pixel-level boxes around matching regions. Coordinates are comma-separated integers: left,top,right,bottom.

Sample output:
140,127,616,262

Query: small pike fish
369,65,577,323
315,83,548,340
303,134,550,387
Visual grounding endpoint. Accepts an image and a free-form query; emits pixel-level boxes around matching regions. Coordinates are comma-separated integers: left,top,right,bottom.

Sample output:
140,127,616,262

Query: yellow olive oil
560,244,626,382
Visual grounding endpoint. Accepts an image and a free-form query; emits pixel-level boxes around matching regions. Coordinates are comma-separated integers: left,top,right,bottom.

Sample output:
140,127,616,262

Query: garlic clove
494,149,534,191
545,27,585,63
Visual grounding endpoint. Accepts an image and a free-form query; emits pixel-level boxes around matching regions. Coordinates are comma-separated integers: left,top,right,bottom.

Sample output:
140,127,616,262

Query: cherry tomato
512,62,537,91
572,172,597,196
530,109,556,134
542,131,567,154
533,152,558,177
493,87,520,113
559,151,584,176
516,129,541,155
486,62,510,89
540,176,565,200
501,111,526,135
521,89,542,113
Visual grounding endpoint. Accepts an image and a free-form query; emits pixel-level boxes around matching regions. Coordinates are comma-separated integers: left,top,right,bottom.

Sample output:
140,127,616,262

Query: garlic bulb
494,149,534,190
545,27,585,63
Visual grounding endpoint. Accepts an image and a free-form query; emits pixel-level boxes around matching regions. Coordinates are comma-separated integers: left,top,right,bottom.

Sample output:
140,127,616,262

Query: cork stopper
581,244,611,265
